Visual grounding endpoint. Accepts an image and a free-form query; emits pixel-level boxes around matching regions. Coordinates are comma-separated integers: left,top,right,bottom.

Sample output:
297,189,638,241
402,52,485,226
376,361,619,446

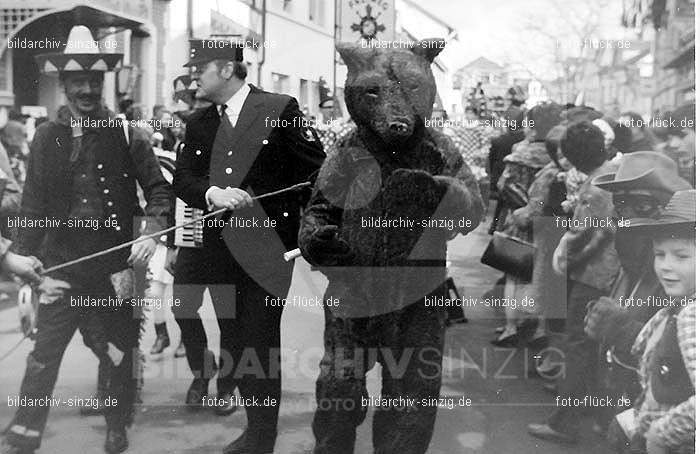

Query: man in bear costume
299,39,484,454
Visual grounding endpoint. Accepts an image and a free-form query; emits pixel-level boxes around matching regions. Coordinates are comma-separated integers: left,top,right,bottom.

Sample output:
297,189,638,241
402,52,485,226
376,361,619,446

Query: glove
305,225,353,266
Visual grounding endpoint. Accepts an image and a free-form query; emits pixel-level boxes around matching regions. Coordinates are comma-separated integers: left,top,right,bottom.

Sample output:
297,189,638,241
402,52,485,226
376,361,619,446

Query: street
0,219,615,454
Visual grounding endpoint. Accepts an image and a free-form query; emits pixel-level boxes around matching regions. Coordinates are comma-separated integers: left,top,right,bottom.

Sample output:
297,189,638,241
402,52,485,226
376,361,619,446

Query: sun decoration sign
340,0,395,43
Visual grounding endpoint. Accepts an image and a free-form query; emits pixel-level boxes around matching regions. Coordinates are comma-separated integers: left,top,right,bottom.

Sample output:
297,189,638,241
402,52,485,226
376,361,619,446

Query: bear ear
411,38,446,63
337,42,372,74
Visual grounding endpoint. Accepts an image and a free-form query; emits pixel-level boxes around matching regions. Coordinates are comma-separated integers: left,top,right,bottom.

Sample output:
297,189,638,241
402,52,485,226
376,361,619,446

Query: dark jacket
173,84,325,279
13,106,172,275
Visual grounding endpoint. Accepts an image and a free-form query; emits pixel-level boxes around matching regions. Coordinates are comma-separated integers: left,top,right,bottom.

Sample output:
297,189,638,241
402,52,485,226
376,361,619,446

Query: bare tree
516,0,613,102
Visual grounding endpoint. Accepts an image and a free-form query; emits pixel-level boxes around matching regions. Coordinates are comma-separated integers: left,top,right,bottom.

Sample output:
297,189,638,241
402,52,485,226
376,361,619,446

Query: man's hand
208,187,253,210
584,296,624,341
128,237,157,267
552,235,568,275
2,252,43,283
37,276,71,305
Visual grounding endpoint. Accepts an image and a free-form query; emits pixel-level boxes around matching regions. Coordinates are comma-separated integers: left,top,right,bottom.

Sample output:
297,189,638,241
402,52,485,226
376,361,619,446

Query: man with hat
174,38,324,453
1,25,171,454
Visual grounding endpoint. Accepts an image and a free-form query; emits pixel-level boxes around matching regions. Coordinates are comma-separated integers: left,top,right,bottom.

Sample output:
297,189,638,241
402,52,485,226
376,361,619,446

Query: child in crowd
609,190,695,454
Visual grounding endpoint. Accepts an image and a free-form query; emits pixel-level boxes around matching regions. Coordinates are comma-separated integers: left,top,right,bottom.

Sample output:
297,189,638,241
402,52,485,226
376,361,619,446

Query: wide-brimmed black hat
626,189,695,235
35,25,122,73
183,39,244,68
593,151,692,194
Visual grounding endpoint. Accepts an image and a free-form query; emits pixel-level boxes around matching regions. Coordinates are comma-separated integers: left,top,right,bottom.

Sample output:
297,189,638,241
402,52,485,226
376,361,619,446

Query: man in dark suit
174,39,325,454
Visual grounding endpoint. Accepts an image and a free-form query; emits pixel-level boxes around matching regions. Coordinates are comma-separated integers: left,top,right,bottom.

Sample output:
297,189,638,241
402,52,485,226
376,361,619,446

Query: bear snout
389,121,410,134
386,116,414,138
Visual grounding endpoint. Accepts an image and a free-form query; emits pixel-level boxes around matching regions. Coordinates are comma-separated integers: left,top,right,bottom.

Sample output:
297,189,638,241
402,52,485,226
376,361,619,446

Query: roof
458,57,503,73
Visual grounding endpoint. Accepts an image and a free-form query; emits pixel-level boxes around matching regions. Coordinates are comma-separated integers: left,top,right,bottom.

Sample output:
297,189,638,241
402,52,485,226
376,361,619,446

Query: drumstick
284,248,302,262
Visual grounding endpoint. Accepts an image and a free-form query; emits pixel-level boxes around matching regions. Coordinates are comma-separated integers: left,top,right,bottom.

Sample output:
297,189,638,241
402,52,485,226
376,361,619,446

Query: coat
12,106,172,277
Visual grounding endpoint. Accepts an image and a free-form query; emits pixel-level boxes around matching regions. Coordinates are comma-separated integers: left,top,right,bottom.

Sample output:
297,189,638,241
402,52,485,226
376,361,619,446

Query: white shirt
205,83,252,207
220,82,251,128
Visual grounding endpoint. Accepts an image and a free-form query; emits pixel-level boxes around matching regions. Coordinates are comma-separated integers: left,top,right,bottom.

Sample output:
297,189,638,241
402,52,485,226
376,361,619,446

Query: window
309,0,325,26
299,78,309,111
272,72,290,94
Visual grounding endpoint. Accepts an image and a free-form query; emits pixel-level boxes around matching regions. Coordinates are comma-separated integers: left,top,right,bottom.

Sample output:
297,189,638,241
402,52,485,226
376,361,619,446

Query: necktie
222,103,240,128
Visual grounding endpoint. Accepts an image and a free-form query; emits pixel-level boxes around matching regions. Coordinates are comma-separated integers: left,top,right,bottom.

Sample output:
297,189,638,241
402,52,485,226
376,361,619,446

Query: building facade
573,41,654,117
1,0,166,124
621,0,695,113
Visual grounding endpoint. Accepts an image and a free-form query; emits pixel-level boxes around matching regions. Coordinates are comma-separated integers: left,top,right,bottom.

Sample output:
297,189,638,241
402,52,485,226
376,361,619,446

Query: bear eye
365,87,380,99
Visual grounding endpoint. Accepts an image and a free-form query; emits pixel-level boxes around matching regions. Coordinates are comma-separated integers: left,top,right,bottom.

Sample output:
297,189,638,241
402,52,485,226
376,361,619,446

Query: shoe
104,427,128,453
213,391,238,416
150,323,170,355
222,429,273,454
174,341,186,358
0,440,34,454
490,332,519,347
517,319,539,339
527,423,577,444
185,378,209,410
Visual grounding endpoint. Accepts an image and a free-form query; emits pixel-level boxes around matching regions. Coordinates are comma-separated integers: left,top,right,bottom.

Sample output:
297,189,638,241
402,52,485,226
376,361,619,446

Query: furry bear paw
305,225,354,266
384,168,445,213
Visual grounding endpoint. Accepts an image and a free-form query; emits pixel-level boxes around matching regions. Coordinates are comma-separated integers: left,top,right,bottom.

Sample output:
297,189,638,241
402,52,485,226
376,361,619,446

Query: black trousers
173,245,293,437
8,275,140,451
312,300,447,454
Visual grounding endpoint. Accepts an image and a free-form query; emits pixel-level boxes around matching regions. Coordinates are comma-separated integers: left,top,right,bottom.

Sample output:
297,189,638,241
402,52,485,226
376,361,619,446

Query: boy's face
653,237,695,297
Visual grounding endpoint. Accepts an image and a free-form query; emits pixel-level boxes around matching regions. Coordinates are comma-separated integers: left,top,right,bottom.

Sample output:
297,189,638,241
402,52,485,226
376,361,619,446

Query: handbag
480,231,535,281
